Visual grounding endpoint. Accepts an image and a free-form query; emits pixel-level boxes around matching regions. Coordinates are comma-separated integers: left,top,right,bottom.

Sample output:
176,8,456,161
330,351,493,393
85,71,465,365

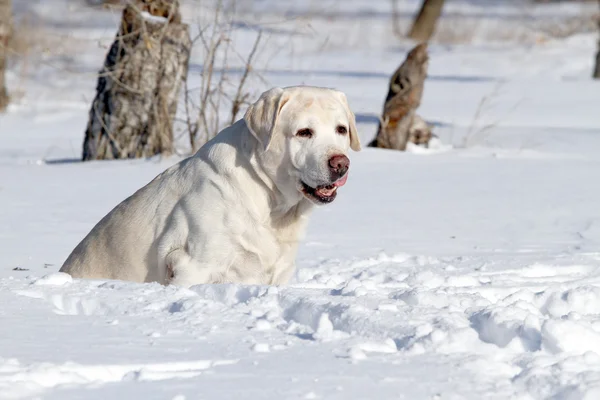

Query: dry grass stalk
184,0,264,153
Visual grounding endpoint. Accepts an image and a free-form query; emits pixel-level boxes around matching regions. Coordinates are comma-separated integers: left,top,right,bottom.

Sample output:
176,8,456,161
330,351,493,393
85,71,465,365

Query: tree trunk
594,0,600,79
83,0,191,161
369,43,434,151
0,0,11,112
408,0,445,42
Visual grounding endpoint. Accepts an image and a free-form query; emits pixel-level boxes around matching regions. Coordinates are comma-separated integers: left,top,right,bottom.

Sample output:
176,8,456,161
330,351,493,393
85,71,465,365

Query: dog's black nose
328,154,349,179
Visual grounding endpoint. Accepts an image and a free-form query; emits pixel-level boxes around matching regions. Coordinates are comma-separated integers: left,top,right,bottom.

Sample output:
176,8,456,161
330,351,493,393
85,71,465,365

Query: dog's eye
296,128,313,138
336,125,348,135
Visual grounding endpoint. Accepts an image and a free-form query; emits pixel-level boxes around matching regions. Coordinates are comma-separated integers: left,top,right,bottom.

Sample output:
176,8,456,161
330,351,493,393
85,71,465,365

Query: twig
230,31,262,125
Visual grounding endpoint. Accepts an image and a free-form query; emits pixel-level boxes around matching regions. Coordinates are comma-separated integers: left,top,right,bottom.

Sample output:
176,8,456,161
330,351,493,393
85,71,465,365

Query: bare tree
369,43,434,151
82,0,191,161
594,0,600,79
0,0,11,112
183,0,264,152
408,0,445,42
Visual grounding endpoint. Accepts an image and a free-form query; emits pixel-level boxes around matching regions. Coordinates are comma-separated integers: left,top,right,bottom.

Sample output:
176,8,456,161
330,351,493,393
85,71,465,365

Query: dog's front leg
270,261,297,286
164,248,217,288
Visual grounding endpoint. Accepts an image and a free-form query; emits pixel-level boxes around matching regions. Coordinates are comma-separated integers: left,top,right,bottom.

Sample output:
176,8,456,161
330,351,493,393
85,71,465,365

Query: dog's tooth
317,186,337,197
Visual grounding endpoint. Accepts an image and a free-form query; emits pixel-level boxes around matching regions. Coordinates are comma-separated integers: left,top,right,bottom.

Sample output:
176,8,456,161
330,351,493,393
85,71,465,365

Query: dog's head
244,86,361,206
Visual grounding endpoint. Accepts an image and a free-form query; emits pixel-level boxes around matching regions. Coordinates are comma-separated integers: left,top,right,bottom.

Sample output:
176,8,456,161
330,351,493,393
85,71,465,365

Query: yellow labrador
60,86,361,287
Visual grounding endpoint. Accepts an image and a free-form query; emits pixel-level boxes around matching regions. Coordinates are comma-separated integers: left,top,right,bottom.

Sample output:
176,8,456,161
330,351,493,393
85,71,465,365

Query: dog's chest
230,212,309,285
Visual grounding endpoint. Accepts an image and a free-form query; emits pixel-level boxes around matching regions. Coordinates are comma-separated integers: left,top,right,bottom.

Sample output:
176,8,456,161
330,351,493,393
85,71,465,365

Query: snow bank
1,0,600,398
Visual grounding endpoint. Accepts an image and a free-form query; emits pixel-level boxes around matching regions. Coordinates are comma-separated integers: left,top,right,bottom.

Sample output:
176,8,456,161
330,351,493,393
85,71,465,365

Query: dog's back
59,162,185,283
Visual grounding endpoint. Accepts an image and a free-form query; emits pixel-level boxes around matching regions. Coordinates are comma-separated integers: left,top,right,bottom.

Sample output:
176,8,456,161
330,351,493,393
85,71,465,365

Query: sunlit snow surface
2,0,600,398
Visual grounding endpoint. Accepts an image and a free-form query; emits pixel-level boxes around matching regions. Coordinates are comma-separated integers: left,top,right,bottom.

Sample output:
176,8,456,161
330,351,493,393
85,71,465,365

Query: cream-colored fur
60,86,361,288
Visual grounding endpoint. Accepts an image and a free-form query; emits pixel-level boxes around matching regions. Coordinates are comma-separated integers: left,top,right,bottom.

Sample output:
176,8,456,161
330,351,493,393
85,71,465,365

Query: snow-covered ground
2,0,600,398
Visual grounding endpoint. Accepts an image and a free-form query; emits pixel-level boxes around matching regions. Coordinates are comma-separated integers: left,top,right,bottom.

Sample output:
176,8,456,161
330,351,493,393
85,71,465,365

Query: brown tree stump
595,42,600,79
0,0,11,112
594,0,600,79
82,0,191,161
369,43,434,151
408,0,445,43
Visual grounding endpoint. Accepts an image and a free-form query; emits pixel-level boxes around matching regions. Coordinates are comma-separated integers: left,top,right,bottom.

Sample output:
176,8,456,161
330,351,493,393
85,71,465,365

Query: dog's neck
234,122,314,226
251,152,314,226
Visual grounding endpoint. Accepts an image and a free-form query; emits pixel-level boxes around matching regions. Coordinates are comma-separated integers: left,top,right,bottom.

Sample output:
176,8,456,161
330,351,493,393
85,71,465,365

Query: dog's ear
334,90,361,152
244,87,290,152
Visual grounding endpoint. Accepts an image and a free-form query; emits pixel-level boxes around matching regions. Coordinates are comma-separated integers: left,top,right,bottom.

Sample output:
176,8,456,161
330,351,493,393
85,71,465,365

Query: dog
60,86,361,288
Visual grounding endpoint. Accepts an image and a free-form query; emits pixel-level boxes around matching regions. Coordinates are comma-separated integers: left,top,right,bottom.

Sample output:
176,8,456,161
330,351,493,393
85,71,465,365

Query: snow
140,11,169,24
31,272,73,286
2,0,600,399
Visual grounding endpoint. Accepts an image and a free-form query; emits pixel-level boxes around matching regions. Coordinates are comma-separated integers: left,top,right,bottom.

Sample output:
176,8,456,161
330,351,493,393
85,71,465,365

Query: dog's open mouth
300,174,348,204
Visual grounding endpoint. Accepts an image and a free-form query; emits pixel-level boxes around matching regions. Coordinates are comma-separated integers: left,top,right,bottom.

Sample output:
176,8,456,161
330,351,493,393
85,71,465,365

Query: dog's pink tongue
333,174,348,187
